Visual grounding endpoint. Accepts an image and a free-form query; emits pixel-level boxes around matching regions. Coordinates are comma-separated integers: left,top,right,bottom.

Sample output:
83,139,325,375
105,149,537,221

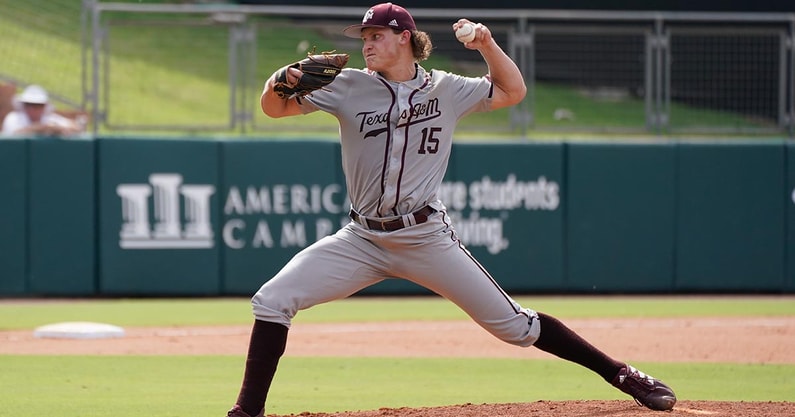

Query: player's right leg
228,225,387,417
251,225,388,326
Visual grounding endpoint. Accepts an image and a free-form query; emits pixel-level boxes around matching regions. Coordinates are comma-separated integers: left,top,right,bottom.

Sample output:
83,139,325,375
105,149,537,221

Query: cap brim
17,96,47,104
342,23,389,38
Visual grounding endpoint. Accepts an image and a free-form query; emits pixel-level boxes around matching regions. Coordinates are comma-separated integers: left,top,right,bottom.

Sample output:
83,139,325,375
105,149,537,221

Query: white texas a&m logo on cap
363,8,374,23
117,173,215,249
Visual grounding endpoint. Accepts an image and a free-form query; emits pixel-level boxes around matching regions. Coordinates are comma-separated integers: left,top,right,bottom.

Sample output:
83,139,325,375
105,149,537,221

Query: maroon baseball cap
342,2,416,38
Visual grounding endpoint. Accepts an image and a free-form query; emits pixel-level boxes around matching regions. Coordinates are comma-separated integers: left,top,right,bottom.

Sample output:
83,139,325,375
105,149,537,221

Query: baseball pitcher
224,3,676,416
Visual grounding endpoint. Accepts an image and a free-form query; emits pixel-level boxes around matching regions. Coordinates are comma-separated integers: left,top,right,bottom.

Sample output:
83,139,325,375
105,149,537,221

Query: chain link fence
2,1,793,137
0,0,85,118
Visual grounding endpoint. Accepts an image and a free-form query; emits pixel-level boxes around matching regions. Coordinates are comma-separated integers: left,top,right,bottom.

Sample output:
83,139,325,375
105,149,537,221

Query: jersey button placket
383,137,402,210
383,88,408,213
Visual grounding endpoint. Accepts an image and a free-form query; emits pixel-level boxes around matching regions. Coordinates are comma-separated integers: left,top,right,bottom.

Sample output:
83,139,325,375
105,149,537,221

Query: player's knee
251,287,295,328
487,309,541,347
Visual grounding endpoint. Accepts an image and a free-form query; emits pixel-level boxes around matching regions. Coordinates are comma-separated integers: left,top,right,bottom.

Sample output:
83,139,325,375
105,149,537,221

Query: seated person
1,85,82,136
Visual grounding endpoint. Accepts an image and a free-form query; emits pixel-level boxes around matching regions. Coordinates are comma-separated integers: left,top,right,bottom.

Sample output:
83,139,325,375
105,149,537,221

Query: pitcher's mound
267,400,793,417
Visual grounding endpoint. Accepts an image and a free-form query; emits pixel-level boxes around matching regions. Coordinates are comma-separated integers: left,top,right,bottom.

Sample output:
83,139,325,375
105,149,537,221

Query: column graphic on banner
117,174,215,249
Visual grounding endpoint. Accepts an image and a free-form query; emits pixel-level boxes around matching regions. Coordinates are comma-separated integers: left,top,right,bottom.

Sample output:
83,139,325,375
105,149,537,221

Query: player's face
360,27,405,72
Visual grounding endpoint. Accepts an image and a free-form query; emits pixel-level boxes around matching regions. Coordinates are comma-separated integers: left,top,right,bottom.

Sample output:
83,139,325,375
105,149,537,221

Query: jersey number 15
418,127,441,154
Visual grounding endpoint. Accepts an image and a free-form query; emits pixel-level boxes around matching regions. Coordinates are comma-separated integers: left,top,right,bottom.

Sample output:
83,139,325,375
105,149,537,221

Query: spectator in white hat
1,85,82,136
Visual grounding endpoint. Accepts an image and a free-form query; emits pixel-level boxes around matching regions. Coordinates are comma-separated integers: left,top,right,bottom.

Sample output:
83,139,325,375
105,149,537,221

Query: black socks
532,312,624,382
236,320,289,417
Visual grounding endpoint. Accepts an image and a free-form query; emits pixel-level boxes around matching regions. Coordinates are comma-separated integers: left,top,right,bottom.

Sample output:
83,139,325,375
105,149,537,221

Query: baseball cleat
226,405,263,417
611,364,677,411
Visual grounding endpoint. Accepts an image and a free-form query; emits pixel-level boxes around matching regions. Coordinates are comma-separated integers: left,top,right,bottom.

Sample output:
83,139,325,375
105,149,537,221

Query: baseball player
225,3,676,417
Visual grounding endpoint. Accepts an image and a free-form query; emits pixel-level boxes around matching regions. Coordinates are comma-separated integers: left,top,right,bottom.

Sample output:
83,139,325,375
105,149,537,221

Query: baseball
455,23,476,43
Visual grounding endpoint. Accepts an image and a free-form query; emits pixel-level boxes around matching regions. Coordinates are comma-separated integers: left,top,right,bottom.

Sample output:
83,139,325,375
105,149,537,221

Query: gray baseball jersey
252,65,540,347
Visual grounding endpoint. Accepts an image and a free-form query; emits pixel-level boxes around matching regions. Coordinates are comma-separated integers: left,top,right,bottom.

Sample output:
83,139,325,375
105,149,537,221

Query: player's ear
400,30,411,44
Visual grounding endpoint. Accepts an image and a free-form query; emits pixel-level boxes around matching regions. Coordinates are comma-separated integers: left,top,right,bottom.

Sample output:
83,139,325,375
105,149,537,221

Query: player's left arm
455,20,527,110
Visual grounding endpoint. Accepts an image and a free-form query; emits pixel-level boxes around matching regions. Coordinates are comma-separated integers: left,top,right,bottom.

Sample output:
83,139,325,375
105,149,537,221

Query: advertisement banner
445,142,565,292
97,138,221,295
221,140,349,294
221,141,566,295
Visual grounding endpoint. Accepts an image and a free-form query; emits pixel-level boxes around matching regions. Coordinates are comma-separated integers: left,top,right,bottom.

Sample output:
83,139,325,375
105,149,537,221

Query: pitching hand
452,19,492,50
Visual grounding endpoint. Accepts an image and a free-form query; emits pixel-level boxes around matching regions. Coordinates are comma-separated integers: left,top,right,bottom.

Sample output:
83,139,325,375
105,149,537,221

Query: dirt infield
2,316,793,416
3,317,793,363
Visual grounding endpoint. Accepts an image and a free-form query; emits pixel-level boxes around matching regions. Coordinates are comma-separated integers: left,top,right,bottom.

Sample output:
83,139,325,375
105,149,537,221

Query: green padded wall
8,137,793,296
27,139,96,295
787,143,795,292
675,142,785,291
566,142,676,292
0,139,28,295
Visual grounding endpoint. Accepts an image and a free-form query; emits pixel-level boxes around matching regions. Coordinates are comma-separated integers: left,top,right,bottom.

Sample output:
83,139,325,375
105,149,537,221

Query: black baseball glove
272,50,350,99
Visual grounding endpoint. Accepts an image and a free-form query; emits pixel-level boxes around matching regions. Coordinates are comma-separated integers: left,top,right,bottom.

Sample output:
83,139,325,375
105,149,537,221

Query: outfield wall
0,137,791,296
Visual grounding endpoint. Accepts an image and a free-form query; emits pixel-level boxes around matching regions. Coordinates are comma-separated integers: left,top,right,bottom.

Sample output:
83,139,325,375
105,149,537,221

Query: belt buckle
377,219,391,231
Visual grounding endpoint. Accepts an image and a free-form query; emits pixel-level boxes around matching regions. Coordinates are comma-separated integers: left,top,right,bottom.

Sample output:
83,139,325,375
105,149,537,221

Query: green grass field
0,296,792,416
1,295,794,330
